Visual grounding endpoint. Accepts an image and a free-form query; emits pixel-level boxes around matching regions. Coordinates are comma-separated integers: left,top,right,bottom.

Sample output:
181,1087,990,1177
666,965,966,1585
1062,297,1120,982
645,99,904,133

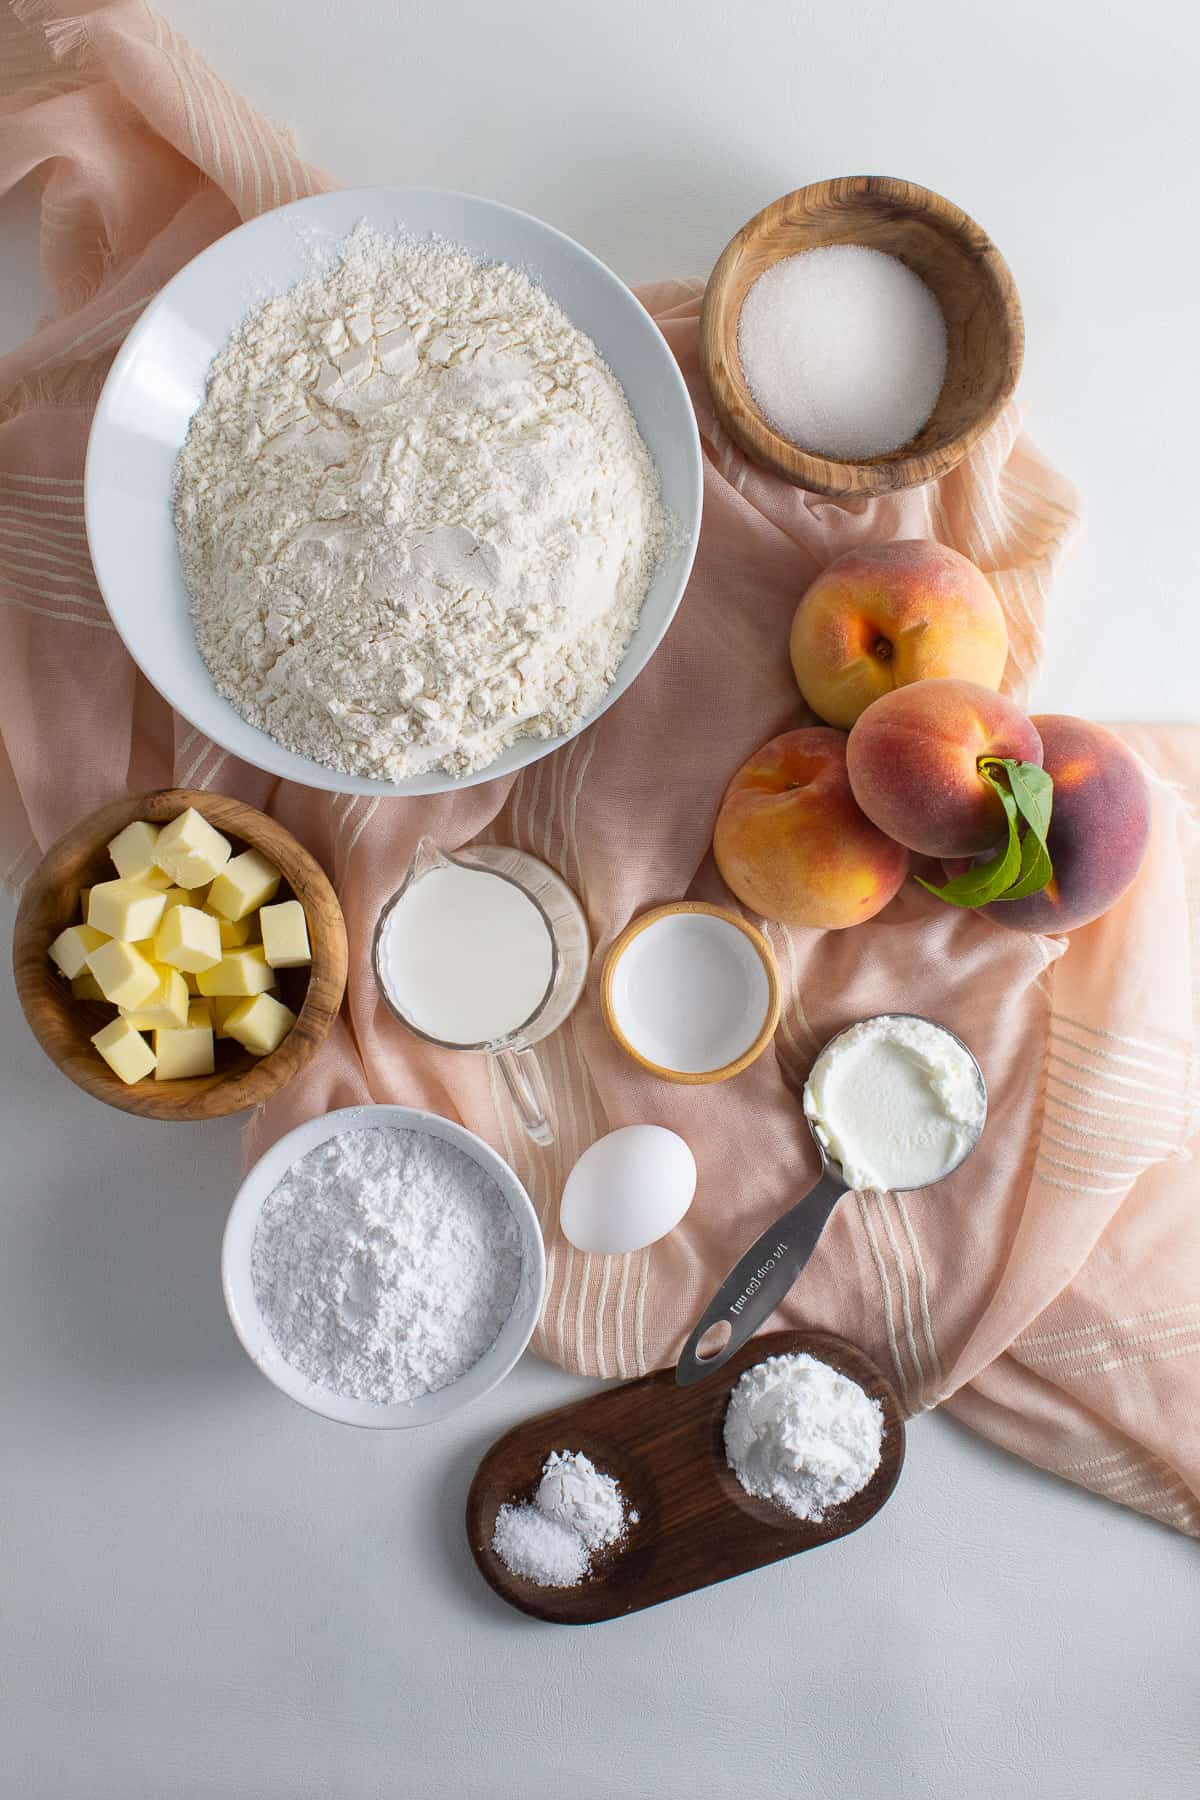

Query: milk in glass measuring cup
372,837,590,1146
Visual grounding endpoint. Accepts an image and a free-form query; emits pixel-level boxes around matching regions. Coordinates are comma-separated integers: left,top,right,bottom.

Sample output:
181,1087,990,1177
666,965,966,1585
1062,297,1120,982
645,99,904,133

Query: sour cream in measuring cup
803,1014,985,1191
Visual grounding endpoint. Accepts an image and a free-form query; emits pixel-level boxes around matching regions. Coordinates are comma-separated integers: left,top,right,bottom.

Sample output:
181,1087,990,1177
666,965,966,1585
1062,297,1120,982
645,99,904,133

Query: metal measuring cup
675,1012,987,1386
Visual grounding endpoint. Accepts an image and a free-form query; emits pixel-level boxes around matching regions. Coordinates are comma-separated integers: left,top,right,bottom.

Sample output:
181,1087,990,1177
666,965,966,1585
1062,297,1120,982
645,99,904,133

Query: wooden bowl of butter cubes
12,789,348,1120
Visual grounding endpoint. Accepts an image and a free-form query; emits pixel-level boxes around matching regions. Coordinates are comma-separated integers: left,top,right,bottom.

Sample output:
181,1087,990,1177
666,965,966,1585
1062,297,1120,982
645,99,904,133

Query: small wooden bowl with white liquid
701,173,1024,498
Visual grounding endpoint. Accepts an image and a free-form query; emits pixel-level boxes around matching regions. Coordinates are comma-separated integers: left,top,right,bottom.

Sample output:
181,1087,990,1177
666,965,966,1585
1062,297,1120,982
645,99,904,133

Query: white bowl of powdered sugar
221,1104,545,1427
85,187,702,796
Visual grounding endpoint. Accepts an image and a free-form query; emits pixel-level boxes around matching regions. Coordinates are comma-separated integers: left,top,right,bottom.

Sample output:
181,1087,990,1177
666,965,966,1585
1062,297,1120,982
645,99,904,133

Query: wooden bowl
12,789,348,1121
701,174,1024,498
600,901,781,1084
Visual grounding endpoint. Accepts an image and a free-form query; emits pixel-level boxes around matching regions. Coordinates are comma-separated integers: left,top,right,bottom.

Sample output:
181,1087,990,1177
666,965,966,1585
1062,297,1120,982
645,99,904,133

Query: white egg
559,1125,697,1255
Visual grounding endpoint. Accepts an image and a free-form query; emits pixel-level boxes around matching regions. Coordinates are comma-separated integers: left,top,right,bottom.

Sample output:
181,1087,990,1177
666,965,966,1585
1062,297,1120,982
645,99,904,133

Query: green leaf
988,757,1053,843
998,827,1054,901
917,756,1056,910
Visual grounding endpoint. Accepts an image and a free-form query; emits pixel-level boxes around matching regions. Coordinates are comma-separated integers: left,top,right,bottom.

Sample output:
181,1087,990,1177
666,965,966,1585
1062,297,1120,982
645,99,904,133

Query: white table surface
2,3,1199,1796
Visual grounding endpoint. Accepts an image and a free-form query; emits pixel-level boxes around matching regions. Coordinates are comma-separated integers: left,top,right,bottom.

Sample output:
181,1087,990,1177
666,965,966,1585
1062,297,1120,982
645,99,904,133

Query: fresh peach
713,728,910,929
846,678,1043,858
982,716,1151,932
790,540,1009,729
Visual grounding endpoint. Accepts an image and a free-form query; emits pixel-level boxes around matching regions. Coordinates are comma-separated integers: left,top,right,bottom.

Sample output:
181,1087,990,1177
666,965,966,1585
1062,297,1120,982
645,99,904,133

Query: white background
2,1,1199,1796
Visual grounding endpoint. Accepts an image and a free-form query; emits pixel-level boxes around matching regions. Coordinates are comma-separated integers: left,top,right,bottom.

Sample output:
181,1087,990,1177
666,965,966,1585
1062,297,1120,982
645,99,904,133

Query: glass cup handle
494,1043,554,1146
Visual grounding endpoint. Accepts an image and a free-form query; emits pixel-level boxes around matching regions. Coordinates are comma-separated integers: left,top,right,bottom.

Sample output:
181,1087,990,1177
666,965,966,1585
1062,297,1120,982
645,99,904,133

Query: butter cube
187,999,214,1029
153,904,221,973
154,807,231,889
92,1017,156,1085
107,820,171,887
206,849,281,922
71,970,107,1003
122,966,190,1031
153,1021,215,1080
196,945,276,997
204,907,254,948
210,995,242,1039
224,992,296,1056
85,939,160,1010
87,879,168,943
48,921,108,979
259,900,311,969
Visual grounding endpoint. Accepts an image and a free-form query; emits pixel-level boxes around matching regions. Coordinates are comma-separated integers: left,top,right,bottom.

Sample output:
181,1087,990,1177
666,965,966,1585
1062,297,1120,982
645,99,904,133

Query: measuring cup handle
495,1043,554,1146
674,1170,847,1386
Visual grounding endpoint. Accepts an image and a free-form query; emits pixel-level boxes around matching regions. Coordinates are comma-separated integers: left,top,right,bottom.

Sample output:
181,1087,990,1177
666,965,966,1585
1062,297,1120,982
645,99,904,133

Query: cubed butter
204,907,253,948
196,945,276,997
71,970,107,1002
206,849,281,922
48,921,108,980
122,966,190,1031
153,1021,215,1080
259,899,311,969
107,820,171,886
154,807,231,889
87,879,168,943
85,939,160,1010
210,995,242,1039
187,999,214,1029
153,904,221,974
224,992,296,1056
92,1017,156,1085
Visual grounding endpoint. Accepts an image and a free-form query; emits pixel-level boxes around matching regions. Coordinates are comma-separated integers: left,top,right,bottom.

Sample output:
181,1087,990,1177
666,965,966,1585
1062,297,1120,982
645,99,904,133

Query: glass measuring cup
675,1012,987,1385
372,837,590,1147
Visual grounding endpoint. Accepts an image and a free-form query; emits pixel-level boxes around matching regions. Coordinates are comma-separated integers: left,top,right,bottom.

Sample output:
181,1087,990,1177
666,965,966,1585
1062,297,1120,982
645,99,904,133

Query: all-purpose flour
251,1126,523,1404
175,226,670,779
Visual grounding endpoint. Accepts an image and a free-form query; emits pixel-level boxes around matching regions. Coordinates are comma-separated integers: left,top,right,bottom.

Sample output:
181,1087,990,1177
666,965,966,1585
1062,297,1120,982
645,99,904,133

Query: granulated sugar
491,1503,590,1588
251,1126,523,1404
737,245,947,459
724,1352,883,1522
491,1449,634,1586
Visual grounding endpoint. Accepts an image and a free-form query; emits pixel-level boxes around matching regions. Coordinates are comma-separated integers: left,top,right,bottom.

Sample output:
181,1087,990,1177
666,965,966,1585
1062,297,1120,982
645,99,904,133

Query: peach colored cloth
3,0,1198,1536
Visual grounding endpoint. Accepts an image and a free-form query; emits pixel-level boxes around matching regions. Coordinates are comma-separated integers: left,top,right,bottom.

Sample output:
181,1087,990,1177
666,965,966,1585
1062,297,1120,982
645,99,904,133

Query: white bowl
221,1103,546,1428
85,186,703,796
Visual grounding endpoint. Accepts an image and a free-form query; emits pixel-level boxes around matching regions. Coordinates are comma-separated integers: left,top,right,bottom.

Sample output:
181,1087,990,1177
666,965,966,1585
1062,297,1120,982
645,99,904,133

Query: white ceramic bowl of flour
85,187,703,796
221,1104,545,1427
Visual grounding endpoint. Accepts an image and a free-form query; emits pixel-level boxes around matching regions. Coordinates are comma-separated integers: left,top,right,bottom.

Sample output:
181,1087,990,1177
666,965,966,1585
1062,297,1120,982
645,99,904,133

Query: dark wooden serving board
466,1329,905,1624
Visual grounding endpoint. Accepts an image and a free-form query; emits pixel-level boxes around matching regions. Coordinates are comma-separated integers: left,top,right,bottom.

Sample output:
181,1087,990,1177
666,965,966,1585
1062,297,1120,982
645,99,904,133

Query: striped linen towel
2,0,1197,1536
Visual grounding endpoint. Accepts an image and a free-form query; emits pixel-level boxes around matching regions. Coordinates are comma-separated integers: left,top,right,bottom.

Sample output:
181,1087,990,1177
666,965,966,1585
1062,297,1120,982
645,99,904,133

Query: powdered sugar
535,1450,629,1550
724,1352,883,1522
174,225,670,780
250,1126,523,1404
492,1449,634,1586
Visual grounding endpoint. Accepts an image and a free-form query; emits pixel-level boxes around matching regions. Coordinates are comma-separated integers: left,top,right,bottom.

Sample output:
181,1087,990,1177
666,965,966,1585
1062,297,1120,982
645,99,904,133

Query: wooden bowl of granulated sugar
701,174,1023,498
